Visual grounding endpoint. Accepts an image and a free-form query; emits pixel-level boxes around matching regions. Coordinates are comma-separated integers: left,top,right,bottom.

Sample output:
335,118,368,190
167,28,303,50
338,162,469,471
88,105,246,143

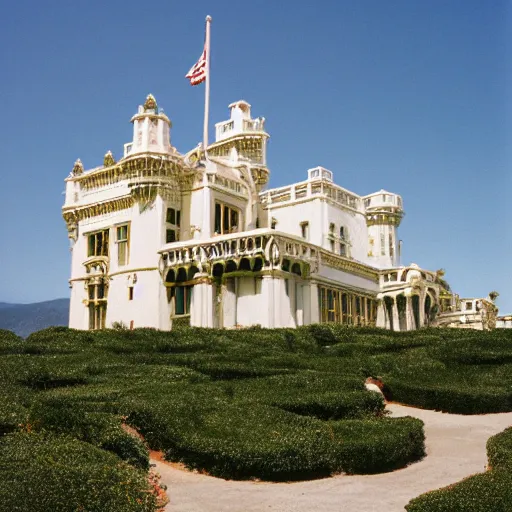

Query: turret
124,94,172,157
208,100,270,186
364,190,403,268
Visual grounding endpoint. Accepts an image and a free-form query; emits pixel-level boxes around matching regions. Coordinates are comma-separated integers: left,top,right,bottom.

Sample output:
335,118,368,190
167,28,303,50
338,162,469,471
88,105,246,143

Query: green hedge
385,377,512,414
406,470,512,512
0,432,156,512
0,330,22,353
406,426,512,512
487,427,512,471
159,403,424,481
30,397,149,470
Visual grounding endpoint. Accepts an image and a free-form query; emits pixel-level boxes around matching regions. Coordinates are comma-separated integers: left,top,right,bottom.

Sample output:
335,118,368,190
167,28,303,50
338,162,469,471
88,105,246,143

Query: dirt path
152,404,512,512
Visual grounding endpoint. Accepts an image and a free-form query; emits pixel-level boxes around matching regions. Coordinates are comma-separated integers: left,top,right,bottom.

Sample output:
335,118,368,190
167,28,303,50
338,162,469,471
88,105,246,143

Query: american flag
185,47,207,86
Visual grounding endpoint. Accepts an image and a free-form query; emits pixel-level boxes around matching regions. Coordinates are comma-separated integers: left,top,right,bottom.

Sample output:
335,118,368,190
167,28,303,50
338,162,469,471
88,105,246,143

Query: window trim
115,222,130,266
214,201,240,235
86,229,110,258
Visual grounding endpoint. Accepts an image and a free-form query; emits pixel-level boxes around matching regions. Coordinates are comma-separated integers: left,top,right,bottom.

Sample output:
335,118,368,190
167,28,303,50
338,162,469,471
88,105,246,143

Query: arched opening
252,257,263,272
396,294,407,331
291,262,302,277
176,267,187,283
239,258,251,271
412,295,420,329
165,269,176,283
188,266,199,281
212,263,224,278
225,260,238,273
424,294,432,326
384,296,394,330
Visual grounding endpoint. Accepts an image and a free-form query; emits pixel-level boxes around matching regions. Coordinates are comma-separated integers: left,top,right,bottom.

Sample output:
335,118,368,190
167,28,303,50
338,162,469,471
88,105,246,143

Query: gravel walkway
152,404,512,512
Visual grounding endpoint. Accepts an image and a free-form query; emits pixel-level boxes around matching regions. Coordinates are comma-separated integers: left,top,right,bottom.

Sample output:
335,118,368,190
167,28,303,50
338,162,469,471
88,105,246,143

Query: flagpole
203,15,212,151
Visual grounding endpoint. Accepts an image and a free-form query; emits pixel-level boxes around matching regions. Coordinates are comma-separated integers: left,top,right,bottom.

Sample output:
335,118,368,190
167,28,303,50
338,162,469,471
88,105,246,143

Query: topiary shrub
0,330,22,353
0,432,156,512
487,427,512,471
29,398,149,470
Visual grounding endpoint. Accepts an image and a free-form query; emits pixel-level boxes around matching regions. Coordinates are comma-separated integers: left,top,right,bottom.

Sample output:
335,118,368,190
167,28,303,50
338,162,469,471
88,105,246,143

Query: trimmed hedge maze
406,428,512,512
0,325,511,510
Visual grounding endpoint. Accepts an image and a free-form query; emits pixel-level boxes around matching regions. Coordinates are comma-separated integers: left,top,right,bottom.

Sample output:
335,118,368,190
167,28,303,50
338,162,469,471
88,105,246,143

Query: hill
0,299,69,337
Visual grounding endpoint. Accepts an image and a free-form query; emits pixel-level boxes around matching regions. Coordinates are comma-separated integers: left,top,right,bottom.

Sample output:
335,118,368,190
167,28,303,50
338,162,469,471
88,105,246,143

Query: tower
125,94,172,157
364,190,404,268
208,100,270,188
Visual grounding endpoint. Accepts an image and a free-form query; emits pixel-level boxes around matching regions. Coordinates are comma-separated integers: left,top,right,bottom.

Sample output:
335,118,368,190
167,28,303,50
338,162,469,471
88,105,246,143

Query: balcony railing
159,229,319,273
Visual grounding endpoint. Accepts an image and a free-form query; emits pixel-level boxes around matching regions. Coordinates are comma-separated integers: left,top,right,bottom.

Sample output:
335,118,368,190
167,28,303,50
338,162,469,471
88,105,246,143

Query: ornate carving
72,159,84,176
103,150,116,167
320,251,379,282
144,94,157,111
63,195,135,224
65,213,78,245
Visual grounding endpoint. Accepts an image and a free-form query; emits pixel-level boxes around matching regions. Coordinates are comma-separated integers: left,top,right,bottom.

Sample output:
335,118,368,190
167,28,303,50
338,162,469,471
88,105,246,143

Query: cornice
320,251,379,283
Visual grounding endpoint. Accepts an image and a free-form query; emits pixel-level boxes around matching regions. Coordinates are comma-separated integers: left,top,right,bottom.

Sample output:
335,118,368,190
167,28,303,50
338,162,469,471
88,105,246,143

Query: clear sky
1,0,510,312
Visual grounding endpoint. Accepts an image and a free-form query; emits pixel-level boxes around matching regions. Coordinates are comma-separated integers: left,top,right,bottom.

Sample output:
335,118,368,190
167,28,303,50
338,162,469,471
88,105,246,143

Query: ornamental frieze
63,195,135,226
320,251,379,282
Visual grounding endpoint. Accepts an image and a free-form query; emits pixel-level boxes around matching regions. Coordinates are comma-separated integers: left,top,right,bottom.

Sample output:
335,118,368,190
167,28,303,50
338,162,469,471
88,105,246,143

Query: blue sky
1,0,510,312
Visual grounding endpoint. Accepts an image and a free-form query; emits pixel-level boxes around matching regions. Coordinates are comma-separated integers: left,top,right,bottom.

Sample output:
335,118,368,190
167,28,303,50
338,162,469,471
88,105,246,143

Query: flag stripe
186,48,206,86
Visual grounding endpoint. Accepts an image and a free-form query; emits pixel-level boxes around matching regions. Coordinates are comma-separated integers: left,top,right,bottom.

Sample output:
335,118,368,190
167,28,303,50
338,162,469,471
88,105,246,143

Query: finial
72,158,84,176
104,150,116,167
144,94,157,111
206,15,212,22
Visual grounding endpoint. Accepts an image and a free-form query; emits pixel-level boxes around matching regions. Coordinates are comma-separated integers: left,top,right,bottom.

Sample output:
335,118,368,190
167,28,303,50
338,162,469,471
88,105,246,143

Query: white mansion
63,95,498,331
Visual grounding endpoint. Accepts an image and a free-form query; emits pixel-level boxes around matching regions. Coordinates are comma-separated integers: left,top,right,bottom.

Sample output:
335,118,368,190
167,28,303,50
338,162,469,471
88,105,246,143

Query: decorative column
191,274,214,327
376,297,386,328
309,282,320,324
405,289,415,331
260,275,275,328
392,296,400,332
419,289,426,327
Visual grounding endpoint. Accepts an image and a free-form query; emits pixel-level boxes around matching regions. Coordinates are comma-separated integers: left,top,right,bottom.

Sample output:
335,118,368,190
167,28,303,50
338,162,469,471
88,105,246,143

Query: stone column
392,296,400,332
296,283,304,326
376,299,386,328
260,275,275,328
222,278,237,328
309,282,320,324
419,290,426,327
405,294,415,331
191,274,214,327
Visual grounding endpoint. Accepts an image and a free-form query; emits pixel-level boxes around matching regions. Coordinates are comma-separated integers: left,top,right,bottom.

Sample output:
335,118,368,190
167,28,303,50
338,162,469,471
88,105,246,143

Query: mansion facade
63,95,498,331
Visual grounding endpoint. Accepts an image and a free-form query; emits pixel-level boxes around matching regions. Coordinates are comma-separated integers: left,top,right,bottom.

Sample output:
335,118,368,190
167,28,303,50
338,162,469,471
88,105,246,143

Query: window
271,218,277,229
173,286,192,315
364,198,371,208
87,281,107,330
465,301,473,311
340,243,347,257
128,287,134,301
339,226,345,240
214,202,239,234
389,233,394,259
165,207,181,243
166,208,181,226
166,229,177,243
87,230,109,257
300,221,309,240
380,233,386,256
116,224,129,266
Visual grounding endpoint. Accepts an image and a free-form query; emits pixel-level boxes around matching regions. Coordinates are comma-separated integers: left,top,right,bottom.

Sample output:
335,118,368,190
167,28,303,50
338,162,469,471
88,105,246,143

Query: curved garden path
152,404,512,512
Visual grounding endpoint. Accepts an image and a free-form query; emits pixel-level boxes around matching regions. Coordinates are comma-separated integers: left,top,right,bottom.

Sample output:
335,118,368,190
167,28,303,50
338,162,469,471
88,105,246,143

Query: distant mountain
0,299,69,338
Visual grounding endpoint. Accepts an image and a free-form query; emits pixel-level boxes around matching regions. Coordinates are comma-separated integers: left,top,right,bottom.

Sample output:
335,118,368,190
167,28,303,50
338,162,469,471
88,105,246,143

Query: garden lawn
0,325,511,509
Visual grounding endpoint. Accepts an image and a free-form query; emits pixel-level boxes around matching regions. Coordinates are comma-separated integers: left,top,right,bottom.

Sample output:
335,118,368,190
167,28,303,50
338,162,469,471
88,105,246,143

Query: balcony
159,229,319,275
